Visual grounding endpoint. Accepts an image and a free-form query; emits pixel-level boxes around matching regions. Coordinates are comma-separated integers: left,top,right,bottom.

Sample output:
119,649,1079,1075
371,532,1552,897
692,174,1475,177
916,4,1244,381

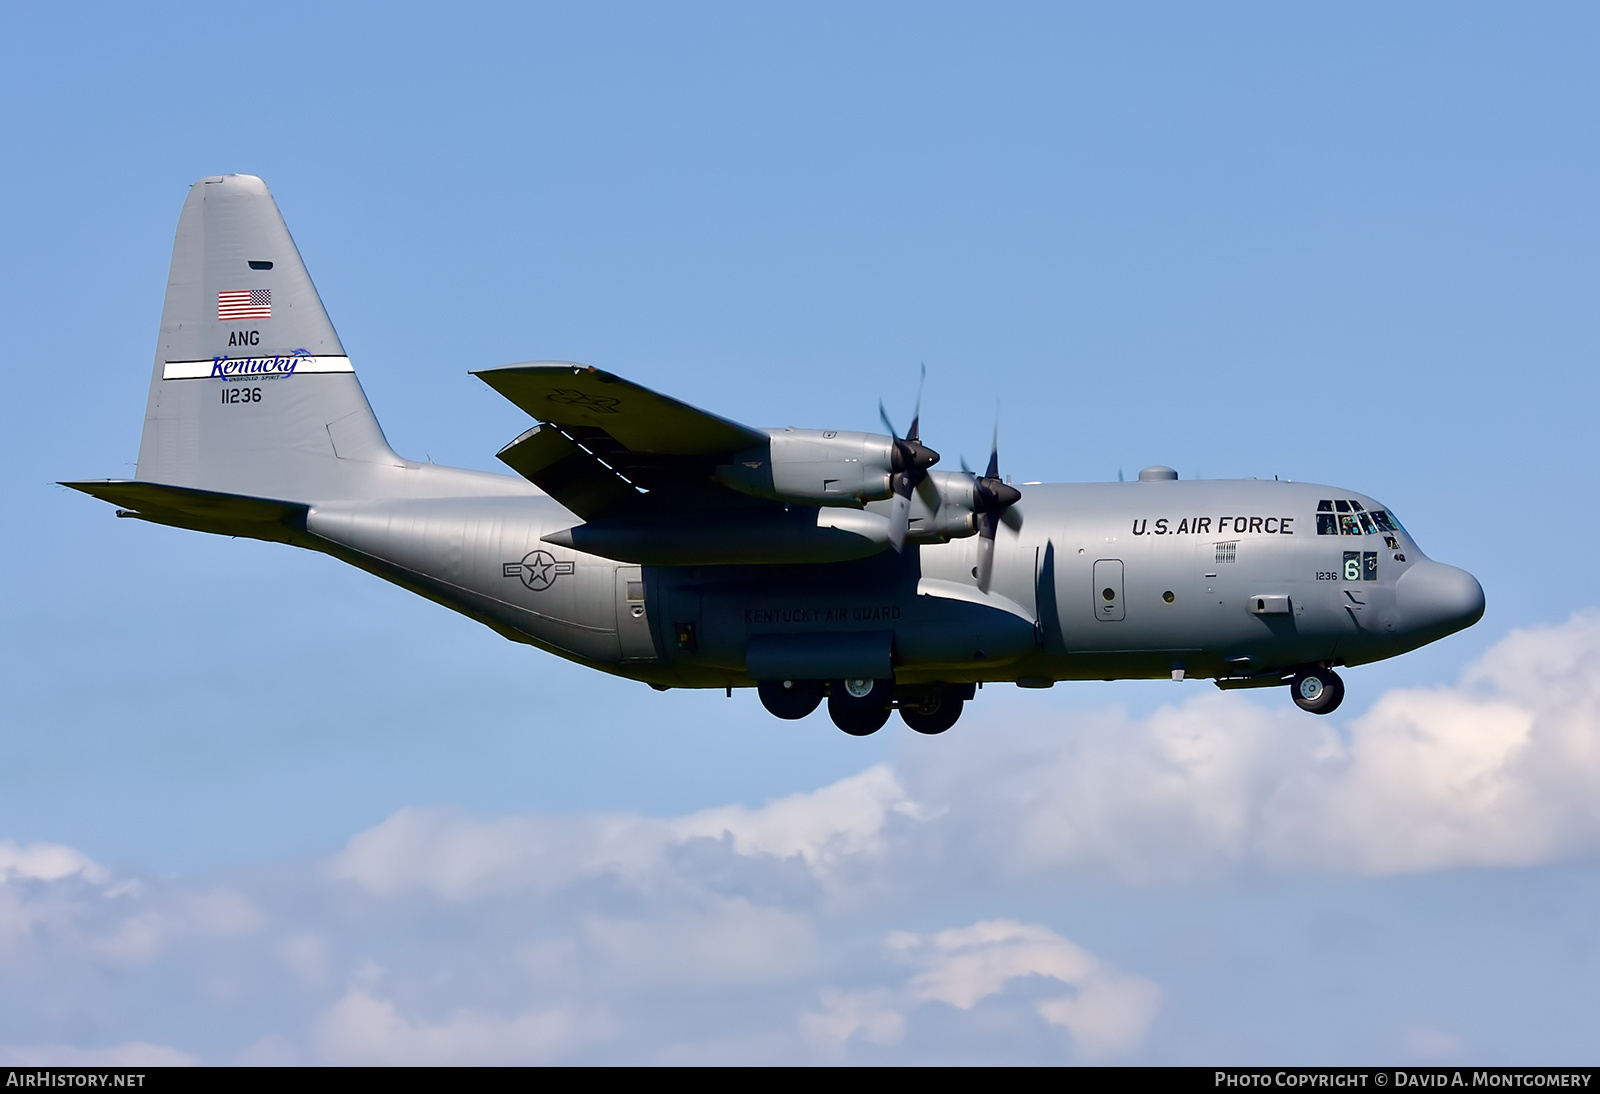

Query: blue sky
1,1,1597,1064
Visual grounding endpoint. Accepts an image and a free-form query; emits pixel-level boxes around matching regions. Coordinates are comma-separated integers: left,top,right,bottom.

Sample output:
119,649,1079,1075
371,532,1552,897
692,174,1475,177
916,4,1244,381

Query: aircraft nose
1395,559,1485,641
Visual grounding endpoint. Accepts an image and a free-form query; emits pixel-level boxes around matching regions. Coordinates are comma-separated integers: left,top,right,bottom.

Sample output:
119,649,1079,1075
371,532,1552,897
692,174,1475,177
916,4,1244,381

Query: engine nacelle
903,470,982,543
714,428,896,507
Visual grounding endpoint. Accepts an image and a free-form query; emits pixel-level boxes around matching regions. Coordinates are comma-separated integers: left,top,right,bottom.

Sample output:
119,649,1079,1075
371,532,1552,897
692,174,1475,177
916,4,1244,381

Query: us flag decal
218,288,271,321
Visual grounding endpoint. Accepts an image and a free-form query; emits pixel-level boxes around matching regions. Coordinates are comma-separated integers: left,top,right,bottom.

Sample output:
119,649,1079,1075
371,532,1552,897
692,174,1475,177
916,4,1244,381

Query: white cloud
0,1042,198,1066
312,989,602,1065
333,612,1600,905
890,920,1160,1060
328,765,910,904
7,614,1600,1063
670,764,913,871
799,989,905,1054
899,612,1600,880
582,898,818,987
0,841,108,885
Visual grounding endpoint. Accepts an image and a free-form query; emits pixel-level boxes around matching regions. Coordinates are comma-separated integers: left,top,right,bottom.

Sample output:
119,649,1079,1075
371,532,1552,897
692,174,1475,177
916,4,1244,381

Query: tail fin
135,174,404,501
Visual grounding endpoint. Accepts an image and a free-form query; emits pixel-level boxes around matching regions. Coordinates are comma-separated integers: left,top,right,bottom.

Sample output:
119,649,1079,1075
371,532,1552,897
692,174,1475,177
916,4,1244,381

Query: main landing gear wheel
758,679,824,720
828,678,894,736
1291,668,1345,715
900,688,964,735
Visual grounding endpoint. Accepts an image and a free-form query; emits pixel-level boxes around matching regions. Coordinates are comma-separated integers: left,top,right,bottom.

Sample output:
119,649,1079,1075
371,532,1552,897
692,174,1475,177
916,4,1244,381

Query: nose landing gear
1290,667,1344,715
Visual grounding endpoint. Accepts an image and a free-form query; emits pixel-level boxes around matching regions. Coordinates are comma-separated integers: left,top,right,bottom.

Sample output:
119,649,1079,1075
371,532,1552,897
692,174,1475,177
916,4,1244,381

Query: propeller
963,423,1023,593
878,365,941,552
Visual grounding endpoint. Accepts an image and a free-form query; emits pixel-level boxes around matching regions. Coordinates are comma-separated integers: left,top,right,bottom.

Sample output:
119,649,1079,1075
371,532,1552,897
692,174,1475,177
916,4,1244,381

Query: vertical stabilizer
136,174,405,500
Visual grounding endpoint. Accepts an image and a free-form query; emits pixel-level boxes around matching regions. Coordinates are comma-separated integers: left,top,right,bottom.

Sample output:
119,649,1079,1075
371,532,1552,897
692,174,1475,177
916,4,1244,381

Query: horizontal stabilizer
62,480,307,543
494,424,639,520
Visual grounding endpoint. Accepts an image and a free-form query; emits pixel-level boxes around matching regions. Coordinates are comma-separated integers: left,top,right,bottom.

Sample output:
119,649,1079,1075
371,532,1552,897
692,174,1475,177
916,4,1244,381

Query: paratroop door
1093,559,1124,621
615,565,657,660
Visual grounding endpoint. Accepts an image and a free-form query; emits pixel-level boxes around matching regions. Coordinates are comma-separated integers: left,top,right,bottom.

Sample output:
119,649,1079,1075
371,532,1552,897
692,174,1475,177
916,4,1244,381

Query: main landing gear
756,678,825,720
828,678,895,736
898,687,964,735
1290,667,1345,715
755,679,971,735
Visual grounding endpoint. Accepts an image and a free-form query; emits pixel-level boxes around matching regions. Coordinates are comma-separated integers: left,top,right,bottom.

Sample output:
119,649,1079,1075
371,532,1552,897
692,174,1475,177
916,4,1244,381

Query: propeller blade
999,504,1024,533
914,472,941,512
878,401,899,440
907,363,926,443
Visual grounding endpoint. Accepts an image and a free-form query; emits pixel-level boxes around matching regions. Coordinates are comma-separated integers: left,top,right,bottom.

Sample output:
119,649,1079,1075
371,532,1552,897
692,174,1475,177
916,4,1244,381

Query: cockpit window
1318,500,1404,536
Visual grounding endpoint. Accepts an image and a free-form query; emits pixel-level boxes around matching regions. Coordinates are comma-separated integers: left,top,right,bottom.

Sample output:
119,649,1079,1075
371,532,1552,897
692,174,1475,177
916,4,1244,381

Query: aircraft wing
474,362,770,519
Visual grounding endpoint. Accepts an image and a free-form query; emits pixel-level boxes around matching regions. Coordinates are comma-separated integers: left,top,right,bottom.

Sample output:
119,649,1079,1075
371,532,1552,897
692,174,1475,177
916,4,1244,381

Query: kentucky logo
210,349,315,379
503,549,576,592
545,389,621,413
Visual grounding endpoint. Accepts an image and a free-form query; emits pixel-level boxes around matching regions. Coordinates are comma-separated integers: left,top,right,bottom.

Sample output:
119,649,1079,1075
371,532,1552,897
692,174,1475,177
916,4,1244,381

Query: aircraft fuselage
69,174,1484,732
302,474,1483,691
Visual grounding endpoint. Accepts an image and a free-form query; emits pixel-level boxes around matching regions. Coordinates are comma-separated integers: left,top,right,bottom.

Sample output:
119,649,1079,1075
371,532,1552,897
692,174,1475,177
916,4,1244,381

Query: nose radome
1396,560,1485,640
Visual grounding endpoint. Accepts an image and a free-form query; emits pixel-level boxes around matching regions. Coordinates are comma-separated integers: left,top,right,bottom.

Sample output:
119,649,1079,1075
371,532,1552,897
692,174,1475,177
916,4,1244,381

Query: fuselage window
1343,550,1380,581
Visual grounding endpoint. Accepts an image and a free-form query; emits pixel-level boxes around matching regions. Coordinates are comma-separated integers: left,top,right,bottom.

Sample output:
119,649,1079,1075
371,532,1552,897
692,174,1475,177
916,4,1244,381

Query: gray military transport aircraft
65,175,1485,735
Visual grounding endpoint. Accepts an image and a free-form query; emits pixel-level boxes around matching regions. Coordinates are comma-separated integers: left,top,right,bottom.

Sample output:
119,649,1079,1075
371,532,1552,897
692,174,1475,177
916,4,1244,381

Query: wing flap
494,424,639,520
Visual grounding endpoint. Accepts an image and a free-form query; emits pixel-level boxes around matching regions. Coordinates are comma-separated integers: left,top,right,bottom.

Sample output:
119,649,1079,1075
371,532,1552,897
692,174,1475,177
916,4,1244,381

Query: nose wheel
1291,668,1344,715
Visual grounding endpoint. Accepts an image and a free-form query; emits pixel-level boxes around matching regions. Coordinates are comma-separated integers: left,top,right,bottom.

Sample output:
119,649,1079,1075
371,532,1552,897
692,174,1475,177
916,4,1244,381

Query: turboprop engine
713,429,898,506
540,376,1022,571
